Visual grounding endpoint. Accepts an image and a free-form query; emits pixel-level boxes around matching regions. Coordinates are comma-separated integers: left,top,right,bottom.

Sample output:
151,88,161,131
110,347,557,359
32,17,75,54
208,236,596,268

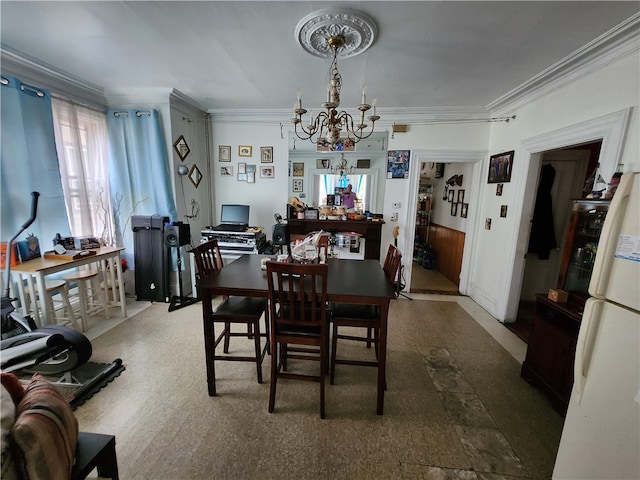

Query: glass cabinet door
558,200,610,296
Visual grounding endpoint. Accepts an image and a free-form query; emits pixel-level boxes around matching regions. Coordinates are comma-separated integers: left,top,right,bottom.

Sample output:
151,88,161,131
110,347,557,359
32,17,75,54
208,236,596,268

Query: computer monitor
220,204,250,226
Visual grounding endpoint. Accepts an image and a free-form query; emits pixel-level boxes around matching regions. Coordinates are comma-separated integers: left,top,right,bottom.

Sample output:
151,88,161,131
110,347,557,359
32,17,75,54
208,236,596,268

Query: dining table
197,254,396,415
10,246,127,326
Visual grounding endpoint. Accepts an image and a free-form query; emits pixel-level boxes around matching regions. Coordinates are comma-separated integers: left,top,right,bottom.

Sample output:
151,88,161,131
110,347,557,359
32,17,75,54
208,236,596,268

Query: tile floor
72,293,561,479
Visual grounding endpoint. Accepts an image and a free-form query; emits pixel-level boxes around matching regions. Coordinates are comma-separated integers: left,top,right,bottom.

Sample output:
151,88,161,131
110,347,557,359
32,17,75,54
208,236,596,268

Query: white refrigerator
553,172,640,479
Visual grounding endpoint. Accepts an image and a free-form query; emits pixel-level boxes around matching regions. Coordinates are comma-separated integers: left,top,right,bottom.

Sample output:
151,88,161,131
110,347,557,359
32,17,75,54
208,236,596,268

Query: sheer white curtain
52,98,115,244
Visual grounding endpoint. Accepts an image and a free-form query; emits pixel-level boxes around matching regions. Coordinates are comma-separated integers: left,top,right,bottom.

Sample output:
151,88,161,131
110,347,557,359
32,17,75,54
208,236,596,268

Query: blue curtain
107,109,177,269
1,75,70,252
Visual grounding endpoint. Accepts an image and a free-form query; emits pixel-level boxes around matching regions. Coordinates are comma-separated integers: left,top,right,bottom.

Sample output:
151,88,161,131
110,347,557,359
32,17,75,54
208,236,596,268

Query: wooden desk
197,255,396,414
11,247,127,325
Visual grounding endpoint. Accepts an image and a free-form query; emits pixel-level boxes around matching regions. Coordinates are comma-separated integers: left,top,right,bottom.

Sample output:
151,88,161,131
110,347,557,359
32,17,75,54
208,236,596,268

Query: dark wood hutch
521,199,610,413
286,219,385,260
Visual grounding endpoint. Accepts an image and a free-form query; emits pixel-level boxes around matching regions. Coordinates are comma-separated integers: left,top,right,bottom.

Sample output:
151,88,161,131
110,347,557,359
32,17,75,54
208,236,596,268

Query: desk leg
115,259,126,318
202,292,216,396
377,298,390,415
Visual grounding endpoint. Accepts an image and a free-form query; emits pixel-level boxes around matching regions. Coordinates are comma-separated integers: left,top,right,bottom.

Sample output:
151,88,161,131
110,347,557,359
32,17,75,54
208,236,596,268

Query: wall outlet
391,213,398,221
392,202,401,209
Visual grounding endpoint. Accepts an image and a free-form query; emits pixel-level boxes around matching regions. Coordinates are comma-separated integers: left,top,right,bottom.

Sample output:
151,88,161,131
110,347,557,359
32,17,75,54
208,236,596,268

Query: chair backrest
384,246,403,291
266,262,328,330
191,239,224,279
382,244,396,276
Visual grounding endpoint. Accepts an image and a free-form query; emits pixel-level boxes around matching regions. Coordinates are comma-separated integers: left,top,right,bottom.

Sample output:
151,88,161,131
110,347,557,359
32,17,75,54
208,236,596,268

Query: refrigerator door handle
574,298,602,403
589,172,632,297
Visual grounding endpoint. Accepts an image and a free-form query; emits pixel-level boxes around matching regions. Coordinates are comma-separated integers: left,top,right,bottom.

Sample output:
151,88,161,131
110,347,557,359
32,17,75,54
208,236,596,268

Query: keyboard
213,224,247,232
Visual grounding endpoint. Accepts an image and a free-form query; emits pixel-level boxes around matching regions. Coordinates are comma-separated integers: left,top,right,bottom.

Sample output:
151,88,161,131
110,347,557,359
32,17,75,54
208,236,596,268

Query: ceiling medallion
295,8,377,59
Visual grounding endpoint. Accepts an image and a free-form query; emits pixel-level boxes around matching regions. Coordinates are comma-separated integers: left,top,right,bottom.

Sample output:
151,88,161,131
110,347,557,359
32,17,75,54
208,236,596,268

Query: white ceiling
1,1,638,115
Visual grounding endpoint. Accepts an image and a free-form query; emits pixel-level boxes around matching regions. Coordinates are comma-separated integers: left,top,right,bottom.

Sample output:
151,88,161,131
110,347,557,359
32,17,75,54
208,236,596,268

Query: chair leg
223,322,231,353
366,327,373,348
268,342,278,413
91,276,110,320
330,322,338,385
253,320,263,384
320,340,326,419
75,280,89,332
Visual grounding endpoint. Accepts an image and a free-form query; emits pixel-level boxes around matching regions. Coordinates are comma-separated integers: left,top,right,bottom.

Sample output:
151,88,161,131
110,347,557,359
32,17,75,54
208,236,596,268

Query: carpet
22,359,125,410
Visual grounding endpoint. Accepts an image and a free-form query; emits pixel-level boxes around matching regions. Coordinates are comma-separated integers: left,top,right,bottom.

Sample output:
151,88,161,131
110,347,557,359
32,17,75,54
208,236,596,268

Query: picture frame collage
218,145,274,182
447,186,468,218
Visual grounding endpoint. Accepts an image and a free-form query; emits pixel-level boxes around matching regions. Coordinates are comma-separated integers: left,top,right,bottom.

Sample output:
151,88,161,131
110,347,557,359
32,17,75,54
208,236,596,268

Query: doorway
405,151,486,295
506,142,601,342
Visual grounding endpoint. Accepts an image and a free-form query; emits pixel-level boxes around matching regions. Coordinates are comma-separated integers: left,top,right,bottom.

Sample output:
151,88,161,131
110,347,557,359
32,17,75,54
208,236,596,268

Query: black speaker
164,222,190,247
132,215,171,302
272,223,290,246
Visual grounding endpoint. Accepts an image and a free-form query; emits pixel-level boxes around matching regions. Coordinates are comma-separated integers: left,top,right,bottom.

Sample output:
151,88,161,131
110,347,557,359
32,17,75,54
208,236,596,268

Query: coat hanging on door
528,164,558,260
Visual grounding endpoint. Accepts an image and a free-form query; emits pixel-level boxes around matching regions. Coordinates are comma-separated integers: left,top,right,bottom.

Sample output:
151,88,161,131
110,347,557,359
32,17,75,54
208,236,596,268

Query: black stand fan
168,245,199,312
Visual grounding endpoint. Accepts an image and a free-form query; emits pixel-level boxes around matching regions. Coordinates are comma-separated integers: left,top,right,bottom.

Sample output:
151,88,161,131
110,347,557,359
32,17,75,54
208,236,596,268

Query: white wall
468,52,639,321
208,123,289,239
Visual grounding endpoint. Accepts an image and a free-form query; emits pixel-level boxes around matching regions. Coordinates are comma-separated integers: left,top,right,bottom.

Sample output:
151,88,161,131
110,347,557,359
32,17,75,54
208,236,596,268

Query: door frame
406,149,487,293
504,108,631,321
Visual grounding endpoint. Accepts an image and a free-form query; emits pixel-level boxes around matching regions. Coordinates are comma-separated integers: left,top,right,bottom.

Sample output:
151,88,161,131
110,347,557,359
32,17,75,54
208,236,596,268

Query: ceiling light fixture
328,153,354,178
292,9,379,149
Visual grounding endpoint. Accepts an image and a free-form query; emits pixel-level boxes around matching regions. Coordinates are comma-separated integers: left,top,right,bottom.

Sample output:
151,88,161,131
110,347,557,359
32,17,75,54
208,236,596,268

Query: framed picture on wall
220,166,233,176
219,145,231,162
260,146,273,163
386,150,410,179
238,145,252,157
260,166,274,178
292,162,304,176
488,150,514,183
292,178,303,192
450,202,458,216
460,203,468,218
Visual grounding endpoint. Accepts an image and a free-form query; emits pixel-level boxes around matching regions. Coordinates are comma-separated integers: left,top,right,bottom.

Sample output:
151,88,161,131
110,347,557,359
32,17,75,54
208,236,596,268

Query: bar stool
24,279,81,330
63,269,110,332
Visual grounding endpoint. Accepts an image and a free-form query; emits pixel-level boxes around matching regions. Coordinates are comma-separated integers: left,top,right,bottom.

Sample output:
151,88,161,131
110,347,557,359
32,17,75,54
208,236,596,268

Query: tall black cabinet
132,215,171,302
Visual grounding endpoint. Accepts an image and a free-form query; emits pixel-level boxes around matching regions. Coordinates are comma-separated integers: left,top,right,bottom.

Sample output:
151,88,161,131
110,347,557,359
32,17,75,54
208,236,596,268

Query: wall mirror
174,135,191,161
310,171,380,212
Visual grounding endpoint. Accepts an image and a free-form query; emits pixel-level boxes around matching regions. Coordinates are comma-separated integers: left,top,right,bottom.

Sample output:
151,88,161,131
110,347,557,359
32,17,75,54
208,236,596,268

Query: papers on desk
44,250,96,261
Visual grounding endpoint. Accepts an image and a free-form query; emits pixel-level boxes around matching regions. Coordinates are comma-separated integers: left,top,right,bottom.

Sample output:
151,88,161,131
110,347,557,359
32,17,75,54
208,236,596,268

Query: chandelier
328,153,354,176
292,9,380,149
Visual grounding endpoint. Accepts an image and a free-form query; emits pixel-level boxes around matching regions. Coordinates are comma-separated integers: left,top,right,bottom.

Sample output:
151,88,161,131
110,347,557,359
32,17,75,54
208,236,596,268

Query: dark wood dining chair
265,261,329,418
329,245,402,387
192,239,269,393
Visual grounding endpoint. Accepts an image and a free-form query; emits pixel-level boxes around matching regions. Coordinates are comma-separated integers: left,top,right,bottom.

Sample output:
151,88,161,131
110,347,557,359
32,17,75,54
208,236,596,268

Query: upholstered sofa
1,372,118,480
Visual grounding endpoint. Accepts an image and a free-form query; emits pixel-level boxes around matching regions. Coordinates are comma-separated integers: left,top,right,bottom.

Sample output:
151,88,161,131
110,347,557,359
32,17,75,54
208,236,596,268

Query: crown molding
488,13,640,115
208,106,495,126
0,46,107,109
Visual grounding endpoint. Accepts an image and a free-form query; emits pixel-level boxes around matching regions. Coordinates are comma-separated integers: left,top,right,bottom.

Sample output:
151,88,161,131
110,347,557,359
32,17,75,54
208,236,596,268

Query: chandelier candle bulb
362,86,367,104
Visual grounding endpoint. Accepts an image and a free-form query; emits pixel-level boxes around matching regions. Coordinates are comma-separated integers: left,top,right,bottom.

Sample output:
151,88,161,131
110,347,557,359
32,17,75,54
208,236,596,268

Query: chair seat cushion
330,303,378,321
213,296,267,319
276,324,322,338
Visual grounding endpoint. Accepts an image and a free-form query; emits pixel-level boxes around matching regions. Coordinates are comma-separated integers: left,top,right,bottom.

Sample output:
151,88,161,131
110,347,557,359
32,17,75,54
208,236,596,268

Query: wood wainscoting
423,223,465,286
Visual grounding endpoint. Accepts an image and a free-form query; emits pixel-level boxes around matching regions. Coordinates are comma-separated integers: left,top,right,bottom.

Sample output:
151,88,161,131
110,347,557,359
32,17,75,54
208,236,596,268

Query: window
52,98,114,244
